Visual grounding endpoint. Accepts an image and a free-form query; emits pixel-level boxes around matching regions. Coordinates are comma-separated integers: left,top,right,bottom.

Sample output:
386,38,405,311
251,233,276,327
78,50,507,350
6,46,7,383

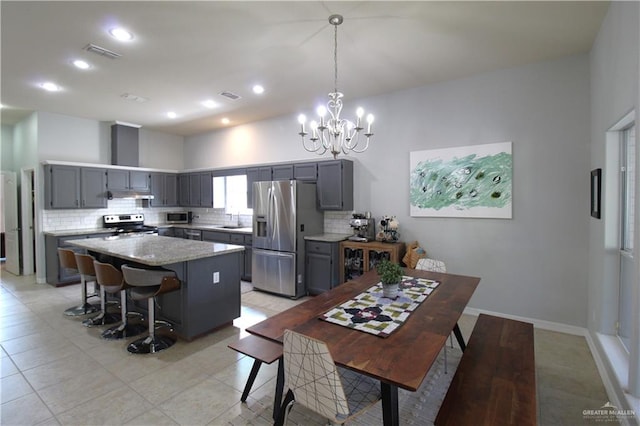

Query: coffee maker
348,213,375,242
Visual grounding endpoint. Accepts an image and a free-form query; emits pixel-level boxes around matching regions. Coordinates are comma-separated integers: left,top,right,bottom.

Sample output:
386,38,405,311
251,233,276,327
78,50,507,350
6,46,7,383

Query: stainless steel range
103,214,158,236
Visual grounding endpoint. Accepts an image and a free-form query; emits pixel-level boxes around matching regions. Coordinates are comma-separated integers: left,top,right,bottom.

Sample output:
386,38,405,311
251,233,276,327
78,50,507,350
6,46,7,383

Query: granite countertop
44,228,113,237
44,224,252,237
66,234,244,266
304,233,352,242
151,223,253,234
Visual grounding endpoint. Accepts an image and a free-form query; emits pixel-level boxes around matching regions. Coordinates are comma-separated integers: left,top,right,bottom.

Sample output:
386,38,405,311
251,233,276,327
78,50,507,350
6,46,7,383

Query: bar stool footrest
64,303,100,317
82,312,120,327
102,322,147,340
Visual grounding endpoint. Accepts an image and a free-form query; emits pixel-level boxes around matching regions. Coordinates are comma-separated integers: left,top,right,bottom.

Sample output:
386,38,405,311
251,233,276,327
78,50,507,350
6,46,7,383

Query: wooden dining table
246,268,481,426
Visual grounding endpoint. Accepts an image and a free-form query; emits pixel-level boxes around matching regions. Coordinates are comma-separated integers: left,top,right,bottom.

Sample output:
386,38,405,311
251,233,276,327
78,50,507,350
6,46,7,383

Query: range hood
109,122,153,199
107,190,154,200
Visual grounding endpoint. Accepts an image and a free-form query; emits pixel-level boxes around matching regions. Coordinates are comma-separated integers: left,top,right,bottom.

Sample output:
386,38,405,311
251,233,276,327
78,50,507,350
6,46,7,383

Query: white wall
1,125,14,173
186,54,591,327
589,1,640,333
37,111,109,163
139,128,183,170
588,0,640,411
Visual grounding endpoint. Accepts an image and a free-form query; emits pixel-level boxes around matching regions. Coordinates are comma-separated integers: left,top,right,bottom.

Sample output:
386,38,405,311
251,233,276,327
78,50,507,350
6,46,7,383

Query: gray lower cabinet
305,240,340,294
45,233,106,286
202,230,252,281
202,230,231,243
124,253,241,340
44,165,108,209
150,173,178,207
317,160,354,211
157,227,174,237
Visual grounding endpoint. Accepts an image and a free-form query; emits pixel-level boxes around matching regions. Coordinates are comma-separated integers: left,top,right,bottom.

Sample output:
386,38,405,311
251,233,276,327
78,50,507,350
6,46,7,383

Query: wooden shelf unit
339,240,405,283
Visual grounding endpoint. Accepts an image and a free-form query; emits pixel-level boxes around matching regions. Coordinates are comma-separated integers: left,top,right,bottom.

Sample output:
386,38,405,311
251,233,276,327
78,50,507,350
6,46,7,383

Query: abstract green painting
410,142,512,218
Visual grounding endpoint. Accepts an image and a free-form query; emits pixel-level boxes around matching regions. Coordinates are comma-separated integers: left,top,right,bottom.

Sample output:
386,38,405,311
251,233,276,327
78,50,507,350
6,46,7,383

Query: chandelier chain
333,23,338,94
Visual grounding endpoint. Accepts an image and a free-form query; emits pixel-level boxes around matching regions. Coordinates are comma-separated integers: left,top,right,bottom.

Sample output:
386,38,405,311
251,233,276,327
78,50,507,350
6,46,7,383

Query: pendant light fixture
298,14,374,159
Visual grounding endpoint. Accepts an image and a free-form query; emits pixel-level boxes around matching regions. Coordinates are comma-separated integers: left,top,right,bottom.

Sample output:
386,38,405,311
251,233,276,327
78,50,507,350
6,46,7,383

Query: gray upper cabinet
272,164,294,181
179,172,212,207
130,171,150,191
45,165,80,209
246,166,273,208
150,173,178,207
107,169,150,191
178,174,190,206
294,162,318,181
317,160,354,211
81,168,109,208
44,165,107,209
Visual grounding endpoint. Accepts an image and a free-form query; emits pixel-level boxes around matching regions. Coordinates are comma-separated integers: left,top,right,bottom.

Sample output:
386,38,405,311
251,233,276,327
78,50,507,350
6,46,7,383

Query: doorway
1,171,20,275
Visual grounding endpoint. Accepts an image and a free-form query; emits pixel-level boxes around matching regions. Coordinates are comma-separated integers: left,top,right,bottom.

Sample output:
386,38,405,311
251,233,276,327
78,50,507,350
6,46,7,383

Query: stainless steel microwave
166,212,191,224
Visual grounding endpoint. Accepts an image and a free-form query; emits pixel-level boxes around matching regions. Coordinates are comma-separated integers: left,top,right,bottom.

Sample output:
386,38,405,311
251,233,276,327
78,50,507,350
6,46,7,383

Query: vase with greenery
376,260,403,299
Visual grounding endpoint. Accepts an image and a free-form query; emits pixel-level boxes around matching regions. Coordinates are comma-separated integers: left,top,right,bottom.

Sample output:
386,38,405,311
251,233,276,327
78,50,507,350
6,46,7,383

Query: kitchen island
67,234,244,340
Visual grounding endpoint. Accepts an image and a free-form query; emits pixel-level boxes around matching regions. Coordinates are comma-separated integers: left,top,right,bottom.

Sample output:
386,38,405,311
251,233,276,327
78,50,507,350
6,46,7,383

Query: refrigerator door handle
267,185,273,247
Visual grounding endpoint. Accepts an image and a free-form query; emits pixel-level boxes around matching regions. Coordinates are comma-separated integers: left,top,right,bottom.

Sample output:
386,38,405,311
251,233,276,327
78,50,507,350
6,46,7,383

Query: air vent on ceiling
120,93,149,103
83,43,122,59
219,91,241,100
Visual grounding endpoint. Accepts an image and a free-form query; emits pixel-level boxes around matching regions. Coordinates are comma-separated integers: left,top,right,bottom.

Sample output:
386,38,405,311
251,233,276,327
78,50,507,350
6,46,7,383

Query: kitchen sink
221,225,242,229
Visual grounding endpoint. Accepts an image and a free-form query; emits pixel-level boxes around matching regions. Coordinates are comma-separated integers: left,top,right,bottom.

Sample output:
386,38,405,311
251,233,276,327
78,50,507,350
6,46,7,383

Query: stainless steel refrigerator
252,180,323,298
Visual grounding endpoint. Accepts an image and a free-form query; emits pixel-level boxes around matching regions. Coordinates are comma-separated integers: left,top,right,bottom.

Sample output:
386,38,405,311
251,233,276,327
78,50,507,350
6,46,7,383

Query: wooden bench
228,334,284,419
435,314,536,426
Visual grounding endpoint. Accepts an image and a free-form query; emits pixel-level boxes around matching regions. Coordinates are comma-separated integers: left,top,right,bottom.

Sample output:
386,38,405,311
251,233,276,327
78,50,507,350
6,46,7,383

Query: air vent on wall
83,43,122,59
219,91,241,100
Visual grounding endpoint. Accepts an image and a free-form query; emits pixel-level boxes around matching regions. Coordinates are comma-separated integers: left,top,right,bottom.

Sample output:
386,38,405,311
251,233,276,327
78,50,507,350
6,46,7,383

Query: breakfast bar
66,234,244,340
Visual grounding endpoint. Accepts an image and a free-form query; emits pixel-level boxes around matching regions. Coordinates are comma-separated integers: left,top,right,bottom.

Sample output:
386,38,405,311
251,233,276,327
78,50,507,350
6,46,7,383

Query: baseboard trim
462,307,586,335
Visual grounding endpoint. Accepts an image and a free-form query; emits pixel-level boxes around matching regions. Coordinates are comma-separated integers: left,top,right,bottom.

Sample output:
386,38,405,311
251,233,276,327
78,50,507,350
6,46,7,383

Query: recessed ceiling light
252,84,265,95
167,112,177,119
202,100,218,109
221,118,230,125
109,27,134,41
72,59,91,70
40,82,61,92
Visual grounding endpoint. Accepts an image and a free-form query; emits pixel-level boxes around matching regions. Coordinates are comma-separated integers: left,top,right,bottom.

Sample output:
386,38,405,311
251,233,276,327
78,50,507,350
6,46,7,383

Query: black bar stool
59,248,99,316
75,253,119,327
93,260,146,340
121,265,181,354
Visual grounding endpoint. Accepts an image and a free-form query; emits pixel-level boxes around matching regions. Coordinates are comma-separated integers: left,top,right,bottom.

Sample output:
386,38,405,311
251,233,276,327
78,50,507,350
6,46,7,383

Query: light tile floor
1,267,615,425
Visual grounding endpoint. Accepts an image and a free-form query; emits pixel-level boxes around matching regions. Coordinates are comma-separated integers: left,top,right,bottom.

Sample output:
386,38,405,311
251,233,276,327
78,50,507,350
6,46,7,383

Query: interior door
2,171,20,275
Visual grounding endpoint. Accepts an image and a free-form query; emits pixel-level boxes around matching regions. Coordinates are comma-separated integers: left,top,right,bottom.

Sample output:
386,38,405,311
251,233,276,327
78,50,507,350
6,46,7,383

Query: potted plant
376,260,404,298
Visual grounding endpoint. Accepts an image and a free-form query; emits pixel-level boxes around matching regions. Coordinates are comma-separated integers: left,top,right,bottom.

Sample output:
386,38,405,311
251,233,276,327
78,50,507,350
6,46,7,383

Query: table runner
320,276,440,338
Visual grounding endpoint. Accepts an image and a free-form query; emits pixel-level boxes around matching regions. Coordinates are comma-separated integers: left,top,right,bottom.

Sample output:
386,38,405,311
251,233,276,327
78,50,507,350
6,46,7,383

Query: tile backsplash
42,199,354,234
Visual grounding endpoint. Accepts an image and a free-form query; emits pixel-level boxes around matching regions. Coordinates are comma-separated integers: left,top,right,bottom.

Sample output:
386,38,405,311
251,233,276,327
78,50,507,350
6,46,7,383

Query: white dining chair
276,329,381,425
415,258,453,373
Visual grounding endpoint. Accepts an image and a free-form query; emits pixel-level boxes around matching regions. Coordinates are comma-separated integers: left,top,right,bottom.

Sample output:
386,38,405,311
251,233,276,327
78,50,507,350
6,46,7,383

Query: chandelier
298,14,374,159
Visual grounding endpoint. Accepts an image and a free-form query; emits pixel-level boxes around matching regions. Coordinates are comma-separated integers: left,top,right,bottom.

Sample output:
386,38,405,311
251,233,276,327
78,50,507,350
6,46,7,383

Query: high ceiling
1,1,609,136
